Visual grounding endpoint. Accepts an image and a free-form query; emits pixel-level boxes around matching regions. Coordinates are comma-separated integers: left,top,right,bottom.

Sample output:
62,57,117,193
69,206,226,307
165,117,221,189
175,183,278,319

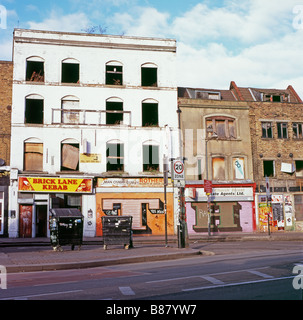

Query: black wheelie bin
50,208,83,251
102,215,133,250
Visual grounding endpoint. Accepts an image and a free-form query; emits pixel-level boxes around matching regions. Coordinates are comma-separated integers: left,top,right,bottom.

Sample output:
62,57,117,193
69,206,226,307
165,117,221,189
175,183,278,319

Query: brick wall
0,61,13,165
249,101,303,190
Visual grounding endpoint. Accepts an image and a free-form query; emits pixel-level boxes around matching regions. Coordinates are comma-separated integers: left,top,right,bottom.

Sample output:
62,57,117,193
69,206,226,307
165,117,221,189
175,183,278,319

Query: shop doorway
36,205,48,237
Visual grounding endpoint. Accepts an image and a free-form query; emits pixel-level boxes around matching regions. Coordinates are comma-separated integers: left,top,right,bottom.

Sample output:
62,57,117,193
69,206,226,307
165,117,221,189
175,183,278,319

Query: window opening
263,160,275,177
25,98,44,124
24,143,43,171
106,65,123,85
61,143,79,171
26,61,44,82
106,101,123,125
293,123,303,139
142,102,158,127
277,122,288,139
296,160,303,177
61,62,79,84
261,122,273,138
143,145,159,172
106,143,124,171
141,67,157,87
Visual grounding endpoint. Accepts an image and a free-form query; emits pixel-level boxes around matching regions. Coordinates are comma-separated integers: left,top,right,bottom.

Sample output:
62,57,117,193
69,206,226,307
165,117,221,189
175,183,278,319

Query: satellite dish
0,159,5,166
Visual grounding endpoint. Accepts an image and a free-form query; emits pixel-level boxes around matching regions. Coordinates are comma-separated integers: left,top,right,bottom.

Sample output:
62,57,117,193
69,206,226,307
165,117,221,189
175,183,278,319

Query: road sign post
204,180,212,236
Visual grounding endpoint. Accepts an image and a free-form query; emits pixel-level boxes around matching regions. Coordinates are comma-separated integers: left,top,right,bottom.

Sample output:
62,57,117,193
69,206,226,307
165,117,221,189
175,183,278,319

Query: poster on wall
258,202,272,233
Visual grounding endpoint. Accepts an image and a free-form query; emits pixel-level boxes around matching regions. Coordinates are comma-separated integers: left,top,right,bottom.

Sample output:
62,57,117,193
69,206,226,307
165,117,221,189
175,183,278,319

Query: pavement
0,231,303,273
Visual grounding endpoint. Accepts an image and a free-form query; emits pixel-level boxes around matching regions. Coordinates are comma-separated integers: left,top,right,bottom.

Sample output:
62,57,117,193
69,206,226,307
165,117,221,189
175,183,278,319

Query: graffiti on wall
96,193,174,236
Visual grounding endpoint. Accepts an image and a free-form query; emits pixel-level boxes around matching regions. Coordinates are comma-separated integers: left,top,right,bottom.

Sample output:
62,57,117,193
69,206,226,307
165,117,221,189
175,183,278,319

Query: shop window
106,62,123,85
61,141,79,171
26,58,44,82
277,122,288,139
106,142,124,171
24,142,43,172
296,160,303,177
261,122,273,138
141,63,157,87
142,101,158,127
143,144,159,172
212,157,225,180
233,157,245,180
293,123,303,139
263,160,275,177
25,95,44,124
106,99,123,125
61,59,79,84
206,116,236,139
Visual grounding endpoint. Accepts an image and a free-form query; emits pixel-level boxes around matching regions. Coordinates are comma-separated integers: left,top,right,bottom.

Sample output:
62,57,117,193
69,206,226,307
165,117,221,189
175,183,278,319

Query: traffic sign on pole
172,160,184,180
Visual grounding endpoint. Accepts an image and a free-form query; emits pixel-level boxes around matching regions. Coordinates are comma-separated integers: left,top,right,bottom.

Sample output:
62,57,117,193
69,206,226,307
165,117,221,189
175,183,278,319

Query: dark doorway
36,205,48,237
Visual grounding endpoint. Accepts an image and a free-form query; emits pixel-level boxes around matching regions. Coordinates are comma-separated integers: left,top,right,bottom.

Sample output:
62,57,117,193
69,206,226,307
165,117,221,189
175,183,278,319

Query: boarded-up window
212,157,225,180
206,116,236,139
24,143,43,171
61,143,79,171
61,98,80,124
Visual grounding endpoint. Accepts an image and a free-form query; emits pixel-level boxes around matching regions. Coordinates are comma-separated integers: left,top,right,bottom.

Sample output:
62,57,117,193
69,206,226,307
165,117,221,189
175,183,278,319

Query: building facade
178,87,256,234
9,29,179,238
230,81,303,232
0,61,13,237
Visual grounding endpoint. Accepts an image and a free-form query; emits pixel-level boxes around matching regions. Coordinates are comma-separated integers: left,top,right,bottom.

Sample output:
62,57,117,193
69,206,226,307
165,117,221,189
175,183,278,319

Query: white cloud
27,10,91,33
112,7,170,38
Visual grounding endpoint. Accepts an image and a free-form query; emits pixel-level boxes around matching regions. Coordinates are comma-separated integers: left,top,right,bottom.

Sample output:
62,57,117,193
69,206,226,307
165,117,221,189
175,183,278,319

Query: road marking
182,275,295,292
119,286,135,296
201,276,225,285
248,270,274,279
0,289,83,300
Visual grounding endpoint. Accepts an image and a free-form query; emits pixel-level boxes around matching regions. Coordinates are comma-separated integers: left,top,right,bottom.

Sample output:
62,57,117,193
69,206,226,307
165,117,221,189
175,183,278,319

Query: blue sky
1,0,303,96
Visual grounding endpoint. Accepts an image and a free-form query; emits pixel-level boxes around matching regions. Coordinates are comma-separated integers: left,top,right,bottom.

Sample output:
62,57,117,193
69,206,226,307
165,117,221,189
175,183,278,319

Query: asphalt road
0,241,302,303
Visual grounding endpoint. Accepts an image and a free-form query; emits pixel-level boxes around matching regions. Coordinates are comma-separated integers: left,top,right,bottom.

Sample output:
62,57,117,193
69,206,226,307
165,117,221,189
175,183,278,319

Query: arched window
106,139,124,172
141,62,158,87
142,140,159,172
106,61,123,85
106,97,124,125
26,56,44,82
61,58,80,84
61,95,80,124
25,94,44,124
142,98,158,127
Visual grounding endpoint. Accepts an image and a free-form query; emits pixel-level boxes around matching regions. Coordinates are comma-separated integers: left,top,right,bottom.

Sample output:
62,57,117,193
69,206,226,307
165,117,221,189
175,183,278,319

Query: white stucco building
9,29,179,238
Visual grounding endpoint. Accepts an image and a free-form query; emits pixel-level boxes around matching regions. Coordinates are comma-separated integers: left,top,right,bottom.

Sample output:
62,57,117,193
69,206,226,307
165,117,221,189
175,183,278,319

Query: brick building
0,60,13,236
230,81,303,232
